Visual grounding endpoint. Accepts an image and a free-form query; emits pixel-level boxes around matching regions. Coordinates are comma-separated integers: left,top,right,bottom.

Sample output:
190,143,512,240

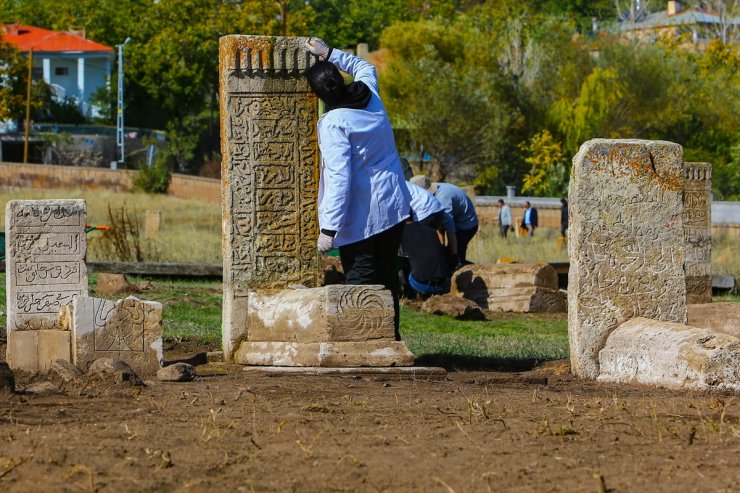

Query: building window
54,67,69,76
31,67,43,80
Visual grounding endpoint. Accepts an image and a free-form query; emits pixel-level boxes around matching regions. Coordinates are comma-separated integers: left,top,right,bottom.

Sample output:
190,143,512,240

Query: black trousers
456,223,478,264
339,221,405,340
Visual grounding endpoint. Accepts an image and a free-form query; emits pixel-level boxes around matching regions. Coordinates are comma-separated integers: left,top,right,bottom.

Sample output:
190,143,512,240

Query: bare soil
1,347,740,493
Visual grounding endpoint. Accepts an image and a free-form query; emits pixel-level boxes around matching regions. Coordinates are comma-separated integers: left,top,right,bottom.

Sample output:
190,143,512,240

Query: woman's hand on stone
305,37,331,60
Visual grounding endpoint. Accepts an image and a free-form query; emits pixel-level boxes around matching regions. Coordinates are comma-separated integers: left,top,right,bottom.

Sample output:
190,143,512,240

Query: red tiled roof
2,24,113,53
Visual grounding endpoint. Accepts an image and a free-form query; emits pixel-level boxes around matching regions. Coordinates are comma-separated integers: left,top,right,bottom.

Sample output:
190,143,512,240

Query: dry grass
467,224,569,265
0,187,737,276
0,188,221,264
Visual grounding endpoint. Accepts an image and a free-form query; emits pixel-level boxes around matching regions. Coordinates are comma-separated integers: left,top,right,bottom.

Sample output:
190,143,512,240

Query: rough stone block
568,139,687,379
95,273,137,297
688,302,740,339
451,264,564,313
220,35,321,362
234,341,415,367
7,330,71,371
683,163,712,304
420,295,486,320
246,285,394,343
598,317,740,391
70,296,163,375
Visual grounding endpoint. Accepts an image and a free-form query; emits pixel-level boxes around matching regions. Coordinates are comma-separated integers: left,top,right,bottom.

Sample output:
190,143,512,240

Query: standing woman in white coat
304,38,411,338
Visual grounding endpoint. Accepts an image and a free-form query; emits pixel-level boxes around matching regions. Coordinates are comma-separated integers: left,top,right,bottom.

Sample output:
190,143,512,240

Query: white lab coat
317,49,411,247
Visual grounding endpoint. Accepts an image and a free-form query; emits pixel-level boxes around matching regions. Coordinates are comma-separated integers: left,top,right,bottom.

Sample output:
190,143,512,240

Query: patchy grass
400,304,568,369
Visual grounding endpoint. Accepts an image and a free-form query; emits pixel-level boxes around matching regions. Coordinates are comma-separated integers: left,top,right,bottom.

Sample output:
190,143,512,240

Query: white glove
317,232,334,253
305,37,331,60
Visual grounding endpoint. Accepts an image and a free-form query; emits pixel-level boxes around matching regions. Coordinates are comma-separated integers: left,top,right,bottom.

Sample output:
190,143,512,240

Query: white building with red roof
2,22,114,118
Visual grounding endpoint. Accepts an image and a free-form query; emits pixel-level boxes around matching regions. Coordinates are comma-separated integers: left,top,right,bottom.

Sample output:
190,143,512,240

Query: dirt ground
2,347,740,493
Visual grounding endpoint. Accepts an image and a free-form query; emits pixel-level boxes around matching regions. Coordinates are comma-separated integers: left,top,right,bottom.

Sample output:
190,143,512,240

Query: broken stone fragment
598,317,740,391
157,363,196,382
50,359,83,383
87,358,143,386
95,273,137,297
70,296,164,376
25,381,62,396
420,295,485,320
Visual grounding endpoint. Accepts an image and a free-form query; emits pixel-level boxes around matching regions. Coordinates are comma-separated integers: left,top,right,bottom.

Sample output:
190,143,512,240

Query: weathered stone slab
247,285,395,343
451,263,564,313
683,162,712,304
234,340,414,367
420,295,485,320
598,317,740,391
220,35,321,361
5,200,87,370
69,296,163,375
688,302,740,339
6,330,71,372
568,139,687,379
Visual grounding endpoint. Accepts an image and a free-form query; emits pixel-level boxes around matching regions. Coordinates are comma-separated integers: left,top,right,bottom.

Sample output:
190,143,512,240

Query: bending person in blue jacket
305,37,411,338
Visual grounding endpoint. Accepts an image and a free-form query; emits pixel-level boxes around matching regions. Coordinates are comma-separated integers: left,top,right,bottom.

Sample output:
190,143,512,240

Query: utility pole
23,49,33,164
116,37,131,164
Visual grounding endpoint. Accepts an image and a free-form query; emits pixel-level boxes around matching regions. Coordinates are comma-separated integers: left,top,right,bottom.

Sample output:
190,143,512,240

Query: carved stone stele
219,35,413,366
65,296,164,376
5,199,87,371
568,139,687,379
683,162,712,304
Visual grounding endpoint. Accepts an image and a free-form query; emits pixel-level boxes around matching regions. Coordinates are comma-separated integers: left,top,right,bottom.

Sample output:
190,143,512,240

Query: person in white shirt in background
497,199,513,238
305,37,411,339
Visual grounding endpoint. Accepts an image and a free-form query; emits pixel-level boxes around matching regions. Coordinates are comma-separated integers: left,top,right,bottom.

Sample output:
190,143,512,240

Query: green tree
520,130,569,197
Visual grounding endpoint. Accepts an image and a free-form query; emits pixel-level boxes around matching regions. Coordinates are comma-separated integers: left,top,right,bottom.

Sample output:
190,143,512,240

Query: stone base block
234,340,415,367
7,330,71,371
598,317,740,391
246,285,394,343
688,302,740,339
69,296,164,375
243,366,446,380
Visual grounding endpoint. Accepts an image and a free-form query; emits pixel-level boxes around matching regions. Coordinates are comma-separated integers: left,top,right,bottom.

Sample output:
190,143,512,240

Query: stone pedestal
568,139,687,379
65,296,164,375
219,35,413,366
451,263,565,313
598,317,740,392
5,200,88,371
683,162,712,304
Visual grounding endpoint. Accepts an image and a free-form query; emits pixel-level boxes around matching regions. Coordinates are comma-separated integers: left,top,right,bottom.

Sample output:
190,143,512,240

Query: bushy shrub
132,152,171,194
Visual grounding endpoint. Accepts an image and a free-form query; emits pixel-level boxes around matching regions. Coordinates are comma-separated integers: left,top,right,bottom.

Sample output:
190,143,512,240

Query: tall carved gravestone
219,35,413,366
568,140,687,379
683,162,712,304
5,200,88,371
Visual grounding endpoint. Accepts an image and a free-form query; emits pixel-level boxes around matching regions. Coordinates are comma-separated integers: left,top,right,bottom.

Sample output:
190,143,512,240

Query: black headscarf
324,81,372,112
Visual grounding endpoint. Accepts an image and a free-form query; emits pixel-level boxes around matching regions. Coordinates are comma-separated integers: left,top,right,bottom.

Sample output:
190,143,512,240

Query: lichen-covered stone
220,35,321,362
598,317,740,391
568,139,687,379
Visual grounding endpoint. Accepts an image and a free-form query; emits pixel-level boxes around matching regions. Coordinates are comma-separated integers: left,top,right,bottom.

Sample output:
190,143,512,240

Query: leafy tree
520,130,568,197
0,37,29,120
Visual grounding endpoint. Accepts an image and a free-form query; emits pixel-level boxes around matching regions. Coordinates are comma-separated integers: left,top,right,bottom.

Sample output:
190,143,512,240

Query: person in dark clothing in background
560,198,568,238
521,200,538,237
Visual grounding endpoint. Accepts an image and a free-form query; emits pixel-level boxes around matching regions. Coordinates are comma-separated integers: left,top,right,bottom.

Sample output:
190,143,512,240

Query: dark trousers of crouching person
402,211,451,298
338,221,405,340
